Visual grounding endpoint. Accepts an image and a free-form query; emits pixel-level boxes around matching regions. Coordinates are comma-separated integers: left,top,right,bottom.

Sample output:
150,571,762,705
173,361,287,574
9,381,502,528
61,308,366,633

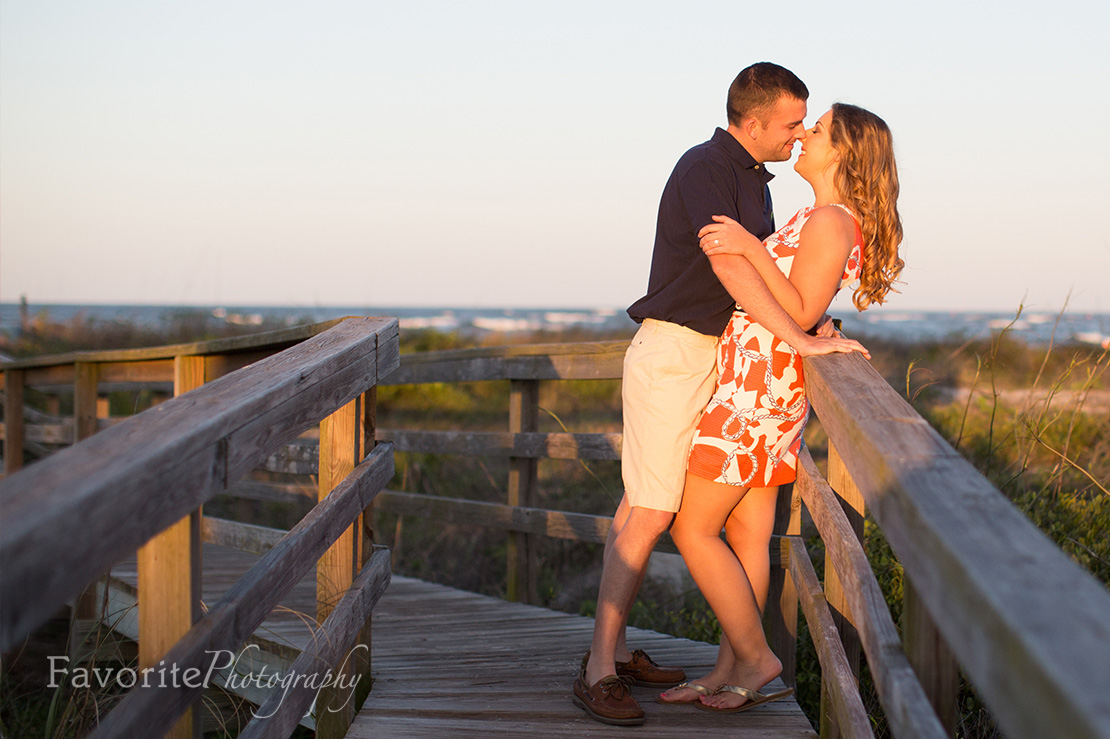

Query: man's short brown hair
726,62,809,126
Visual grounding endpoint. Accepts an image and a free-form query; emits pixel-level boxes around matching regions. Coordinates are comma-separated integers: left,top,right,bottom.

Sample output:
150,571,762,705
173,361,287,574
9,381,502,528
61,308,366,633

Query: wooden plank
0,421,72,446
795,447,945,739
0,317,398,651
820,442,864,739
804,351,1110,738
316,396,362,739
374,489,683,555
507,379,539,603
22,363,76,388
201,516,286,556
223,479,315,503
382,341,628,384
349,575,816,738
0,318,350,371
98,359,175,384
785,537,872,739
74,362,99,443
903,577,958,733
3,370,25,474
84,443,394,739
355,388,378,710
138,354,205,739
69,362,103,660
378,429,622,460
256,439,319,474
765,482,801,688
236,547,391,739
204,350,280,382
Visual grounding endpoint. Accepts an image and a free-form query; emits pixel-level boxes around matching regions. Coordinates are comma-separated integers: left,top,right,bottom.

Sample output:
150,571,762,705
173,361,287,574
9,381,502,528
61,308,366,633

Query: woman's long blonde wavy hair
829,103,904,310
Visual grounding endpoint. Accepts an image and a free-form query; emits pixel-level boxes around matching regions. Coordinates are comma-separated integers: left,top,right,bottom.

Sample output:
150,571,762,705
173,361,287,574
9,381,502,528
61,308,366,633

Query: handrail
804,351,1110,738
364,340,1110,738
0,318,348,371
1,317,397,646
6,335,1110,737
0,317,400,739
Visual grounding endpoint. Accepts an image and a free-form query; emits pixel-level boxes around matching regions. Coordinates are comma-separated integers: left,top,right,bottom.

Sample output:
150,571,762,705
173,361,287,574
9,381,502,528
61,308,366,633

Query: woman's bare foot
698,652,782,710
657,680,713,704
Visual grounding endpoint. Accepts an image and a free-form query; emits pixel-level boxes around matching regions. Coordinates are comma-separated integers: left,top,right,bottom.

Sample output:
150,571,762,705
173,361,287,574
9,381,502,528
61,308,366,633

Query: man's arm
710,254,869,358
677,158,867,357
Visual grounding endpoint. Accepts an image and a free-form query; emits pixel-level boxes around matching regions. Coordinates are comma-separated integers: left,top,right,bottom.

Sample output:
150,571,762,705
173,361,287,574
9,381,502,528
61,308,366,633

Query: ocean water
1,303,1109,348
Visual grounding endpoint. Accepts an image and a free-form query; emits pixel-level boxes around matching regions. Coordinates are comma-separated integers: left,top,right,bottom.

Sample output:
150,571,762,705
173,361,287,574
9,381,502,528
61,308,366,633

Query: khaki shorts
621,319,719,512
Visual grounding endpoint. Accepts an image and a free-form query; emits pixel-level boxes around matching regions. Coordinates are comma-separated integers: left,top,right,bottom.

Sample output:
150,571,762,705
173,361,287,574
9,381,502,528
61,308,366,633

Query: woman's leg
660,483,780,702
669,472,783,709
724,484,779,613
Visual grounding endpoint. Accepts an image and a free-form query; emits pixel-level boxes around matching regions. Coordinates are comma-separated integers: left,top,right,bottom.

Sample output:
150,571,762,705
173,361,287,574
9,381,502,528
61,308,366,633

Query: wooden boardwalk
103,544,815,738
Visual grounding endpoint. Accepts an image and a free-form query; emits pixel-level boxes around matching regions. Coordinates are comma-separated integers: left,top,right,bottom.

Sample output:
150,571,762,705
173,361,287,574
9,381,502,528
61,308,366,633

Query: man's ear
743,117,760,140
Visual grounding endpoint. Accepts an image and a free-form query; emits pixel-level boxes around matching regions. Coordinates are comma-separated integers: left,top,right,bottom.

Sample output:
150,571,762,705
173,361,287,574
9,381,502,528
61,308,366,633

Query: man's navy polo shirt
627,127,776,337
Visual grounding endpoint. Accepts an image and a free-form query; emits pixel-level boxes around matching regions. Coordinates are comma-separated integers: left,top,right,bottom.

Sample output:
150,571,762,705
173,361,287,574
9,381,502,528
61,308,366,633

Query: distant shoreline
1,302,1108,347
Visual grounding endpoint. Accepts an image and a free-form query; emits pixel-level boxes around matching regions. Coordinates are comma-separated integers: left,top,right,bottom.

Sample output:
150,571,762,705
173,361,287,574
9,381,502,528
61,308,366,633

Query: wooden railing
368,341,1110,739
0,317,400,739
5,333,1110,738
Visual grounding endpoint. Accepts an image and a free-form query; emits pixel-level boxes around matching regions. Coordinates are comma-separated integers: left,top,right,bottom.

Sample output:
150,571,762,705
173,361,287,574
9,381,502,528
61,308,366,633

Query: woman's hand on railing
795,332,870,360
814,314,842,338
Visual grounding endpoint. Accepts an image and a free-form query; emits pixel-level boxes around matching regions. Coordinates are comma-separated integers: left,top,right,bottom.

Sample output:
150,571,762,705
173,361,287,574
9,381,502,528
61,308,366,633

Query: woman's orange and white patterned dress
687,205,863,487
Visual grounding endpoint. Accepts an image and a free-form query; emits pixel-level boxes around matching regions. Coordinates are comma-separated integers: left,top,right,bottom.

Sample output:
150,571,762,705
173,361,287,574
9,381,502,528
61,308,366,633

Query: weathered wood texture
785,537,872,739
3,369,24,474
103,551,813,738
378,489,603,544
316,397,364,739
766,482,801,688
0,319,350,372
794,448,945,739
804,351,1110,739
902,577,958,733
349,575,815,738
86,443,395,739
819,442,865,739
379,428,622,460
137,355,206,739
0,317,399,652
507,379,539,603
237,547,392,739
201,516,287,556
381,340,628,383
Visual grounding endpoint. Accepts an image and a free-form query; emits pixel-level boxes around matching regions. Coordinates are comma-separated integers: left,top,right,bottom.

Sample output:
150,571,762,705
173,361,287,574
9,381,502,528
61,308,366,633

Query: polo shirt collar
712,127,775,182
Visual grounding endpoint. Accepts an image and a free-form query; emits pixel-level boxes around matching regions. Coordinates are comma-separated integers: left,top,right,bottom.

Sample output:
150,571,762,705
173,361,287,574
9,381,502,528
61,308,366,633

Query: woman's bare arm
700,208,856,331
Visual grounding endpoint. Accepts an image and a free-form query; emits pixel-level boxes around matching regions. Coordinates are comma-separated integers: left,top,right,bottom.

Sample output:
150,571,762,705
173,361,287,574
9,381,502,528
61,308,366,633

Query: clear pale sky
2,0,1108,314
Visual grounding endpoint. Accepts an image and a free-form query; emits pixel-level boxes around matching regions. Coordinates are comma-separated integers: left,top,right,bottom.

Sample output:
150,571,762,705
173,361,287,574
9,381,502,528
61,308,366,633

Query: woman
659,103,903,712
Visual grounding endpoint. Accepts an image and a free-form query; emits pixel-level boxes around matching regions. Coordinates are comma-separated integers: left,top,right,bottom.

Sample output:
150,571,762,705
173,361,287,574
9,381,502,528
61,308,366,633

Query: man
572,62,867,726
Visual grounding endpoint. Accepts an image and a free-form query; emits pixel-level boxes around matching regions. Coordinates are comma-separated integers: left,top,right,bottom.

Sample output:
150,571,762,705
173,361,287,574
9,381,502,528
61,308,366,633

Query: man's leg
585,498,673,686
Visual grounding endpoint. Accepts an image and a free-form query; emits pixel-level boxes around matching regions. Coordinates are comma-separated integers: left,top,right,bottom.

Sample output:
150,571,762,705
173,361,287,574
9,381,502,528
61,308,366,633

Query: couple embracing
573,62,903,725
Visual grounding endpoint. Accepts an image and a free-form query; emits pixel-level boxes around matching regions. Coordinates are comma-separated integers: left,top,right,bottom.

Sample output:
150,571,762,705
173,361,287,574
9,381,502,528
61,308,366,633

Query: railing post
69,363,103,660
137,355,204,739
820,441,865,739
3,369,25,474
904,576,959,733
766,482,801,688
74,362,99,443
354,388,377,710
316,395,362,738
507,379,539,603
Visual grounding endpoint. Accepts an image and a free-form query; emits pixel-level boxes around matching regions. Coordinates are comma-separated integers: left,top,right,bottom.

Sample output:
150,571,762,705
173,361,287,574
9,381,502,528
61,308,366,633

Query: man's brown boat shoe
616,649,686,688
580,648,686,689
572,670,645,726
